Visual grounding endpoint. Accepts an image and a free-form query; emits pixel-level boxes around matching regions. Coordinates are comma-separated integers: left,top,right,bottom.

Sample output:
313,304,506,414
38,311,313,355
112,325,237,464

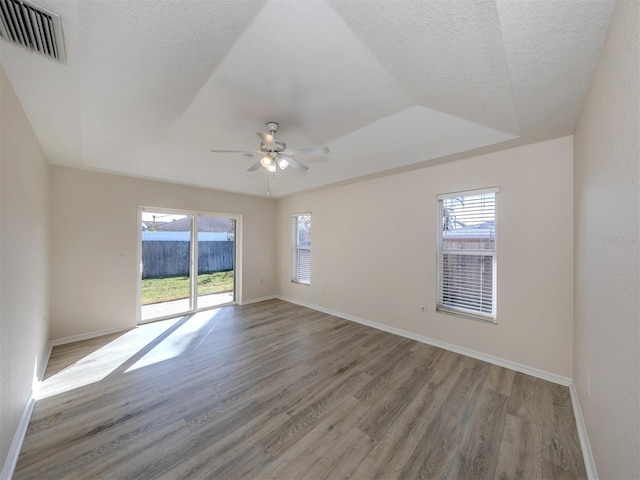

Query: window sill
436,306,497,324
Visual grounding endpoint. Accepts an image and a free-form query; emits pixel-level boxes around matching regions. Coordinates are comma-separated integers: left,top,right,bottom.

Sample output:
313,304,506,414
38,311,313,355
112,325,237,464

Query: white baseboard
37,343,53,383
569,383,598,479
0,392,35,480
278,296,572,387
238,295,277,306
49,324,136,347
1,333,54,480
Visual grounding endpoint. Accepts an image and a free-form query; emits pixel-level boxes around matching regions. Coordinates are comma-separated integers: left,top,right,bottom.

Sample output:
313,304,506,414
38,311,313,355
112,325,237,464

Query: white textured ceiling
0,0,616,197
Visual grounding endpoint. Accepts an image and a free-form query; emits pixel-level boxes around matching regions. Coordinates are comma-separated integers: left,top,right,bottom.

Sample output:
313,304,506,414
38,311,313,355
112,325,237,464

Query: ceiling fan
211,122,329,173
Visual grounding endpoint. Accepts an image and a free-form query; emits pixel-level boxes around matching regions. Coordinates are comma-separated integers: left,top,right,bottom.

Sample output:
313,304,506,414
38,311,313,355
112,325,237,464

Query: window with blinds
437,188,499,322
292,213,311,284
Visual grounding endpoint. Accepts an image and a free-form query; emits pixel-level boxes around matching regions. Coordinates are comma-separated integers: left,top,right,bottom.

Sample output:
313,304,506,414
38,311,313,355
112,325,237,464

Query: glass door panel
140,212,193,321
196,215,236,308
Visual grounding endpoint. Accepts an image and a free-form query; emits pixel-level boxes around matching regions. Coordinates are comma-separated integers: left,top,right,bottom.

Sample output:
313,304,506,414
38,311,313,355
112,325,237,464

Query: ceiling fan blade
283,146,329,156
211,149,261,155
257,132,276,150
247,160,261,172
282,155,309,172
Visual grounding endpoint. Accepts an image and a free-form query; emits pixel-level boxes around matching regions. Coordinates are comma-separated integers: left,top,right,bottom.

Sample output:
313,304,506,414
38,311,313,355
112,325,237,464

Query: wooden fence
142,241,234,279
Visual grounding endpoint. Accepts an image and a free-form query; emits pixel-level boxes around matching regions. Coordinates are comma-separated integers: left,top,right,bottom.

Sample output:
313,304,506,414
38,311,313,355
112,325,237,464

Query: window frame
436,187,499,323
292,212,311,285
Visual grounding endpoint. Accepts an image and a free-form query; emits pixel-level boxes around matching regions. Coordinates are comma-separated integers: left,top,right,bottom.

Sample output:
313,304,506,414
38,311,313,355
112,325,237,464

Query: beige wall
49,166,277,340
0,68,50,472
278,136,574,377
574,0,640,478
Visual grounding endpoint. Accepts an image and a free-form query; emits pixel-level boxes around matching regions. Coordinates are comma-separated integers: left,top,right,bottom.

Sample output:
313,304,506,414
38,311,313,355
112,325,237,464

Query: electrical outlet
420,306,426,314
586,374,591,397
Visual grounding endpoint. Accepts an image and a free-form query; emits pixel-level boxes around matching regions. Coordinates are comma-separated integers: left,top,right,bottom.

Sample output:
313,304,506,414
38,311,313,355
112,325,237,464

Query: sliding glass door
197,215,236,309
139,209,237,323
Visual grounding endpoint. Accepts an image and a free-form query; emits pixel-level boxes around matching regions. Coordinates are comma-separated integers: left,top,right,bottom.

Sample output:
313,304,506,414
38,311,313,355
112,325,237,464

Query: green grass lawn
142,271,234,305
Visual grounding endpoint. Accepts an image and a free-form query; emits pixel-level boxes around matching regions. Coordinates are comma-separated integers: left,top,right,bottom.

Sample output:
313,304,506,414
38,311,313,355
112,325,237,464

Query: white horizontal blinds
293,213,311,284
437,188,498,320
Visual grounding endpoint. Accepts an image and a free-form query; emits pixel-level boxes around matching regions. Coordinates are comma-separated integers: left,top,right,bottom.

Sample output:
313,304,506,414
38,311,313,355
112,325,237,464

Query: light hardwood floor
14,299,586,479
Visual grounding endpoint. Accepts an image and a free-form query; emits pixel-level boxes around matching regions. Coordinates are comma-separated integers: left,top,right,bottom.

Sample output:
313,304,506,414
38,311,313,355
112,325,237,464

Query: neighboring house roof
155,216,235,233
142,221,168,231
444,220,495,239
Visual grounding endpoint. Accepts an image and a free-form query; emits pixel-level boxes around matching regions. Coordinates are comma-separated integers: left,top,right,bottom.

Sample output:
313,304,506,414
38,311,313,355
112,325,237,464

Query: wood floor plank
448,388,508,479
260,395,371,480
13,299,585,479
350,349,466,480
156,411,287,480
357,359,435,441
485,363,516,396
543,382,588,479
495,413,525,479
399,412,465,479
506,373,548,479
306,426,373,480
117,402,280,478
17,385,168,470
59,419,193,479
261,371,372,457
353,347,415,404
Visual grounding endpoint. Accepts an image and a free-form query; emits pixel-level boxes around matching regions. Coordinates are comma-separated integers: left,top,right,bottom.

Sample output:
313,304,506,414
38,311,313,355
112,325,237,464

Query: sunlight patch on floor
36,310,222,399
125,309,222,372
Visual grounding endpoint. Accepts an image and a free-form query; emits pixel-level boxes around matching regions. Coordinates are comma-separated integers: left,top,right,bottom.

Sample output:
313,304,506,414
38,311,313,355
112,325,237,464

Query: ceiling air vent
0,0,65,63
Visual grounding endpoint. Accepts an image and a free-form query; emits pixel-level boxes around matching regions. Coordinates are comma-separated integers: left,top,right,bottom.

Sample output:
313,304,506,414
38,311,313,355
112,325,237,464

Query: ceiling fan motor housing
260,139,286,152
266,122,279,133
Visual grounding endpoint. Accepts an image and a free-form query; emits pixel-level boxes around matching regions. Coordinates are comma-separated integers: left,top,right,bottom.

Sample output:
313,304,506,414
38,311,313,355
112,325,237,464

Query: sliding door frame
136,206,242,325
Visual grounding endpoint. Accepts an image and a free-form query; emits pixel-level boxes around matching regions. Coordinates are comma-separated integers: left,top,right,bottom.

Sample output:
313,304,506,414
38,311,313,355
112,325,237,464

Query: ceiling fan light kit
277,157,289,170
260,153,274,168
